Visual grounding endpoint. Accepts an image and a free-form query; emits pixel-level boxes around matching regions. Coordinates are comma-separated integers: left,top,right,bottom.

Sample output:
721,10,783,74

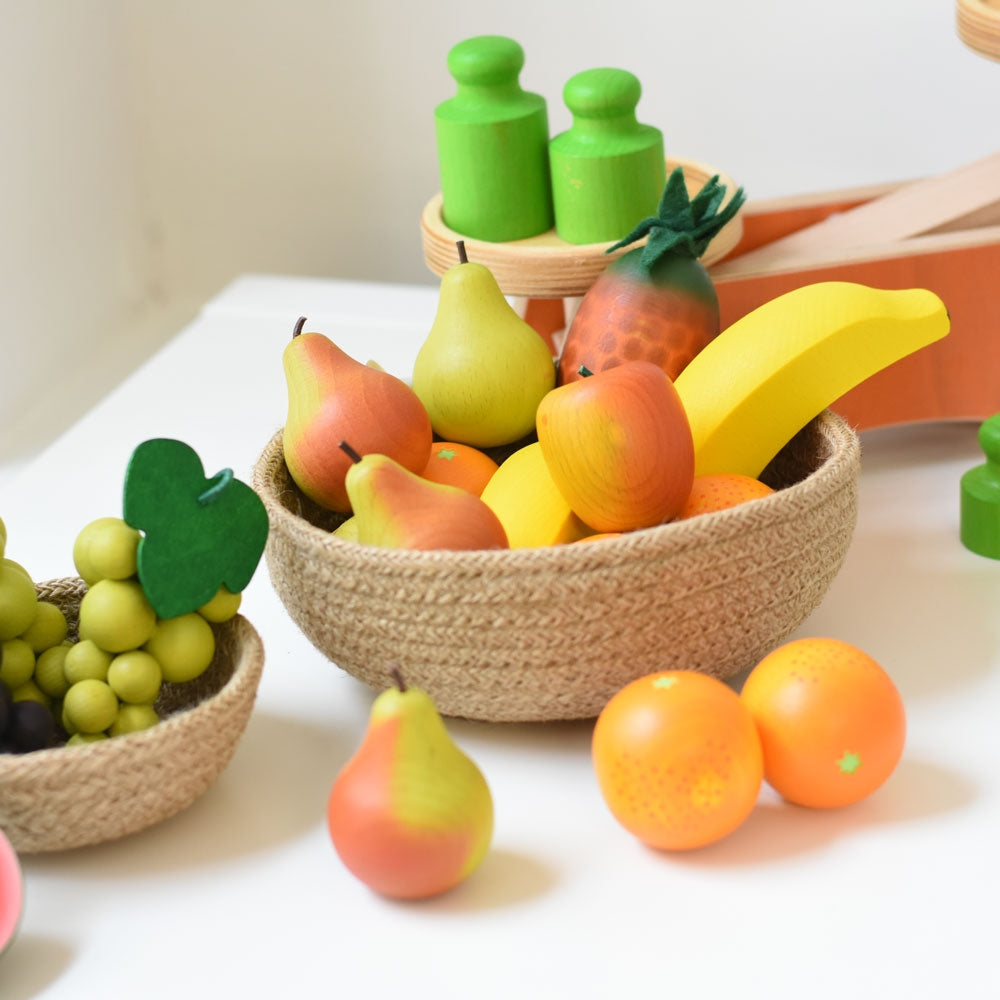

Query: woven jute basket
252,410,860,723
0,577,264,853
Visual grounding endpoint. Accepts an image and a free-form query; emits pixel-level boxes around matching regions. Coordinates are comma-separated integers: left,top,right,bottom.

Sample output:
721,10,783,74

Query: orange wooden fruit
592,670,763,850
678,473,774,518
536,361,695,533
740,637,906,809
420,442,499,497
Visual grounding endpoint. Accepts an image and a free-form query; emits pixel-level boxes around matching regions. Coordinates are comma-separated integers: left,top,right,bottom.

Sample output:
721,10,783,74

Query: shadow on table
1,932,74,1000
662,756,977,869
798,526,1000,703
20,709,353,879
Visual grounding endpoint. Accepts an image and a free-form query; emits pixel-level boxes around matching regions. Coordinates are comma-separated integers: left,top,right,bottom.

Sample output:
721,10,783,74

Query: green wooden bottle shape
961,413,1000,559
549,68,666,245
434,35,554,242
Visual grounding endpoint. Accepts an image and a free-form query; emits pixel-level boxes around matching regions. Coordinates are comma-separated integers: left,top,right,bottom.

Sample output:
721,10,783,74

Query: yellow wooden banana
673,281,950,478
480,442,594,548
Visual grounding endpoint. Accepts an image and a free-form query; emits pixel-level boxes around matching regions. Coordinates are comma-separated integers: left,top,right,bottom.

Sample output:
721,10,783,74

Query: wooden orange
420,442,499,497
740,637,906,809
592,670,763,850
678,473,774,519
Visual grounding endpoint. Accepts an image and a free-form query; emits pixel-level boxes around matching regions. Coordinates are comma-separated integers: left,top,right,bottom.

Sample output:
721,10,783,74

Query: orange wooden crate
711,182,1000,430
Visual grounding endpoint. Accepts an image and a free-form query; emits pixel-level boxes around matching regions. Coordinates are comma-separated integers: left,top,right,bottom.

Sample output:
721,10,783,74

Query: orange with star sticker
592,671,764,850
420,441,499,497
740,637,906,809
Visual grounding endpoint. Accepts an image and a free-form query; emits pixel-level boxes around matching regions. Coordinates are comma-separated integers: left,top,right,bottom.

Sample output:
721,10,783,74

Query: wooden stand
420,155,744,298
957,0,1000,62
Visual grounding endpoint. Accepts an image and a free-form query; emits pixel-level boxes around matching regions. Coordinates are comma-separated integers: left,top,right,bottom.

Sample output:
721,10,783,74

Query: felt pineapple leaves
608,165,746,267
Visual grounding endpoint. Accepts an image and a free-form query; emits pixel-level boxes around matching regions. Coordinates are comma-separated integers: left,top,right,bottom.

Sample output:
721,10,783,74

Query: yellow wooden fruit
674,281,949,478
479,442,593,548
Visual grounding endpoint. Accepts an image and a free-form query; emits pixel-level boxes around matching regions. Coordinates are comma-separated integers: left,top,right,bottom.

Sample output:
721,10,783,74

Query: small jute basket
253,410,860,723
0,577,264,853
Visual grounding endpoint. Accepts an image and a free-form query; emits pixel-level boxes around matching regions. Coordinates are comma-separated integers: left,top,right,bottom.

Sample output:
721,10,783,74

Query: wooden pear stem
456,240,469,265
292,316,307,339
338,440,363,464
388,663,407,692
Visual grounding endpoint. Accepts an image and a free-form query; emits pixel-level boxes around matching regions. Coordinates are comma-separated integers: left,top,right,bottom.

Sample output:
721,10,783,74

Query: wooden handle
716,151,1000,273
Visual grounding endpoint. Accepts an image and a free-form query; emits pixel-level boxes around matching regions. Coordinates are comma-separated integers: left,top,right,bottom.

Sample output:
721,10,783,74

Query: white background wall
1,0,996,479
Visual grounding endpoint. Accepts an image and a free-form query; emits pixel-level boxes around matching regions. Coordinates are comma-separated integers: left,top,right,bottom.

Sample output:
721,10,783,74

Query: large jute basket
0,578,264,853
252,410,860,723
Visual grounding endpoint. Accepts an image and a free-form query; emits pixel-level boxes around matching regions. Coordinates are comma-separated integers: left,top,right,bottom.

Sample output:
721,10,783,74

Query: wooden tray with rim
957,0,1000,61
420,156,745,299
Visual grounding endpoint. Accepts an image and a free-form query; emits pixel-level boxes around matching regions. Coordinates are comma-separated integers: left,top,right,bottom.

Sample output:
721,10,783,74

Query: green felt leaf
123,438,269,620
606,166,746,267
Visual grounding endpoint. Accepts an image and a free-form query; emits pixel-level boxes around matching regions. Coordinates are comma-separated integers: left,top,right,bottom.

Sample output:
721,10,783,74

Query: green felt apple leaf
123,438,269,620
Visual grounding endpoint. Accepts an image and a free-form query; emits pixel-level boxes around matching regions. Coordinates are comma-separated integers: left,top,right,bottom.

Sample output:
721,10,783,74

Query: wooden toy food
327,667,493,899
411,242,555,448
592,670,764,850
740,637,906,809
673,281,950,478
340,443,509,552
536,360,694,532
283,317,432,513
1,439,267,754
256,406,860,721
678,473,774,519
0,828,22,956
0,576,264,851
557,167,745,386
420,441,498,497
479,442,593,548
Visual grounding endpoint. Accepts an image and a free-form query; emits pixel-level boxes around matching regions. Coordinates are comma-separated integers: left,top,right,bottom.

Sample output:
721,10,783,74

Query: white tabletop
1,275,998,999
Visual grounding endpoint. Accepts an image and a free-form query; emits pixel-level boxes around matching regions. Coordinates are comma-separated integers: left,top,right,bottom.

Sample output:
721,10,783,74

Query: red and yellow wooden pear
536,361,695,533
327,667,494,900
340,443,508,551
282,317,432,513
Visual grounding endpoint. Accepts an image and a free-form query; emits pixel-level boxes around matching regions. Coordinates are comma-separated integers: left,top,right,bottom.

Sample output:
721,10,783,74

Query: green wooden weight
961,414,1000,559
549,68,666,245
434,35,554,242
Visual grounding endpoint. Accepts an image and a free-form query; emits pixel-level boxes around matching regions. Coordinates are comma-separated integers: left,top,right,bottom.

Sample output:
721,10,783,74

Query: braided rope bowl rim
253,410,860,722
0,578,265,853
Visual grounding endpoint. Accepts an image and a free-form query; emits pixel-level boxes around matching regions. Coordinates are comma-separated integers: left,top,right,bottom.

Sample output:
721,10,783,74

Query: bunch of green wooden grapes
0,514,240,749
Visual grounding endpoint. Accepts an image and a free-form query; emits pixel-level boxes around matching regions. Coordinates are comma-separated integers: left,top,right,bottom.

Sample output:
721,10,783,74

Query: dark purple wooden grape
9,700,56,753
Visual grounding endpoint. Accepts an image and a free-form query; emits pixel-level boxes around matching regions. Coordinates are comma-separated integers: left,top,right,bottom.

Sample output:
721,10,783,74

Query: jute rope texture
253,410,861,723
0,578,264,853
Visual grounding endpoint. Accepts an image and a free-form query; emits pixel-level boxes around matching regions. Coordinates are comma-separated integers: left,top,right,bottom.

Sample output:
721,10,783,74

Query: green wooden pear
411,243,556,448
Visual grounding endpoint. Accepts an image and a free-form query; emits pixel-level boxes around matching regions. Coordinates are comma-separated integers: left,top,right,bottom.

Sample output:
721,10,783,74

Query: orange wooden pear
340,443,509,551
283,318,432,513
